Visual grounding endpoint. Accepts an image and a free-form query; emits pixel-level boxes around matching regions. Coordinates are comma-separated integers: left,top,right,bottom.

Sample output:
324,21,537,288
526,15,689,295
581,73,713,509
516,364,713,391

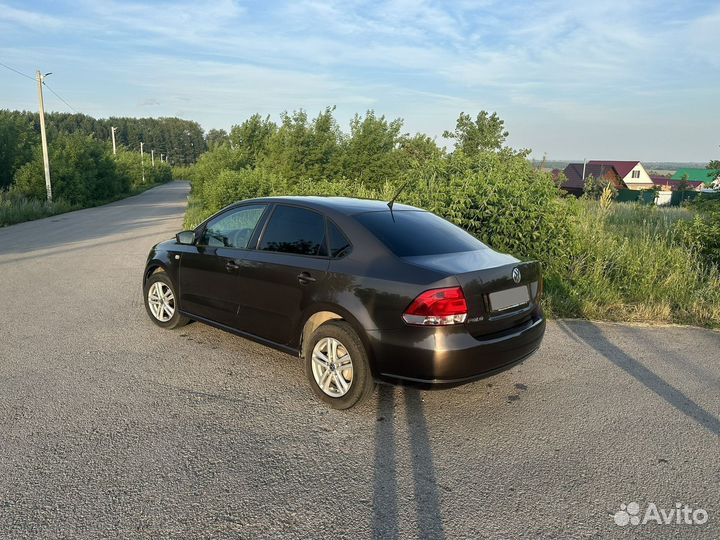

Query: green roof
671,167,720,184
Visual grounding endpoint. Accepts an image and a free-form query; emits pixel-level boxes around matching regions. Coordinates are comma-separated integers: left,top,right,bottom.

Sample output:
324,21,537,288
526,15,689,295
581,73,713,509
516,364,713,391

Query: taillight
402,287,468,326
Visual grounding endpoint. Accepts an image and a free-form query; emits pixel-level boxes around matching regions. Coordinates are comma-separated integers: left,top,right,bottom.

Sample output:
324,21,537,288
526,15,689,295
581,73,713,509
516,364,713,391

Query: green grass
0,194,78,227
183,195,209,230
543,200,720,327
604,202,693,243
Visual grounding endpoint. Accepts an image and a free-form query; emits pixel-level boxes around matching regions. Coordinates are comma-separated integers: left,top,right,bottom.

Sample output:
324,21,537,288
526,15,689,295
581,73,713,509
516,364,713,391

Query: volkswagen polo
143,197,545,409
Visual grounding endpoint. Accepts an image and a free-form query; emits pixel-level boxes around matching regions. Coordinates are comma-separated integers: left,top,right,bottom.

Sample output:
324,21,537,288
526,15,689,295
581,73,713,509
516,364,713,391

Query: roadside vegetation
0,109,192,226
179,108,720,328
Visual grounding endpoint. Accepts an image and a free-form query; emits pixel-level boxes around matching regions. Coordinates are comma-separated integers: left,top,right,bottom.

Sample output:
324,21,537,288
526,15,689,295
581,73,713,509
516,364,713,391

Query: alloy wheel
147,281,175,322
311,337,354,398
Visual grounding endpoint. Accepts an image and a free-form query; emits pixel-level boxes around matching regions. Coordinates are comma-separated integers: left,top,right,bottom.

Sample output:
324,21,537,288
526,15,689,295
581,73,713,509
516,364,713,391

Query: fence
615,189,699,206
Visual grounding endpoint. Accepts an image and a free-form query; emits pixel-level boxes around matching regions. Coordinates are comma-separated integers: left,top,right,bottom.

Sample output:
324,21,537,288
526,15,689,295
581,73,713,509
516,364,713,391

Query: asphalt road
0,182,718,540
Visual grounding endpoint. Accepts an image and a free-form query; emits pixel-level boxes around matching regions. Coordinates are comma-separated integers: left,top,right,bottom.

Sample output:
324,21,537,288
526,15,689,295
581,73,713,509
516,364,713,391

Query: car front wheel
143,271,189,329
304,321,375,409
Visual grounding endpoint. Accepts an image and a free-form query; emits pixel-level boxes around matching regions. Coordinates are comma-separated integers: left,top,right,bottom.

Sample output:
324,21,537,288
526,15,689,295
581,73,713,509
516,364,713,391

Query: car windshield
355,210,485,257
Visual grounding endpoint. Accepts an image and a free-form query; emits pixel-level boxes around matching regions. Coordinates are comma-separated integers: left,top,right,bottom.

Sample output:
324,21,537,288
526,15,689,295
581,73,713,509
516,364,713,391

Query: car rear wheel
144,272,189,329
304,321,375,409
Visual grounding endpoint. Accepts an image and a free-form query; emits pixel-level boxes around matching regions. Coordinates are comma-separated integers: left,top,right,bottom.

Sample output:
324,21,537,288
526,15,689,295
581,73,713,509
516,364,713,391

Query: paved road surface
0,182,718,539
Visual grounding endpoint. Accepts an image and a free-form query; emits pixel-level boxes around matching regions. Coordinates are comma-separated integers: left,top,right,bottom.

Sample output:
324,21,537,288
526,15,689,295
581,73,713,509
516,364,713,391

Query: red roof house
587,160,654,189
560,163,625,196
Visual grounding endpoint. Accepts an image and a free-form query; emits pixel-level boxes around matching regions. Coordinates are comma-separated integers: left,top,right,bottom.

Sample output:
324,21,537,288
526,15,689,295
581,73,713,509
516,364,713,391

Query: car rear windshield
355,210,485,257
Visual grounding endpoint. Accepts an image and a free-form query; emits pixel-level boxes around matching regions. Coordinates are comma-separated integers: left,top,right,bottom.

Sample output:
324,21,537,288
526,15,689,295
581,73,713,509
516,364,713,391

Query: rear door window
355,210,485,256
259,205,328,256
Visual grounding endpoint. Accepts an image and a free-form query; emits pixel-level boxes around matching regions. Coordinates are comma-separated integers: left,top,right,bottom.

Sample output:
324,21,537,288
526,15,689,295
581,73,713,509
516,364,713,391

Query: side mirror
176,230,196,245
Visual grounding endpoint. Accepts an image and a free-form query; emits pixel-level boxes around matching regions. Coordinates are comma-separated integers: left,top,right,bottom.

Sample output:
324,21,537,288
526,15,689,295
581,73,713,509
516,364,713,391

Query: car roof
241,196,421,215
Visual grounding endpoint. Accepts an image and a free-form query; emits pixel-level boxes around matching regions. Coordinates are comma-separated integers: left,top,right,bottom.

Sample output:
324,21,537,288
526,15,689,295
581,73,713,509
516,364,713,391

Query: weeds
0,193,78,227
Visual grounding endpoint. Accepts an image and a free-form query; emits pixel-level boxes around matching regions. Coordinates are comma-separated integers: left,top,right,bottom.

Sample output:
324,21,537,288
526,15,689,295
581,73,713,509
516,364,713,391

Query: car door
178,204,268,327
234,204,329,345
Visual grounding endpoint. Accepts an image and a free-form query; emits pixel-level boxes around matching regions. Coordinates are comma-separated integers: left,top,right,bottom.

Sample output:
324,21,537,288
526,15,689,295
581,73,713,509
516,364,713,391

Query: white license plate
489,286,530,312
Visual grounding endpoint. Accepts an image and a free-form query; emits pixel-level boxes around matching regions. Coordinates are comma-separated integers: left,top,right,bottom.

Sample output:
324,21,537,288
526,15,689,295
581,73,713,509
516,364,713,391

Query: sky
1,0,718,162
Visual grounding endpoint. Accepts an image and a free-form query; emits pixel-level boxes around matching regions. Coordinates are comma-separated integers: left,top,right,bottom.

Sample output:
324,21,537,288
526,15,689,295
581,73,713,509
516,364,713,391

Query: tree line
0,109,205,190
0,109,181,207
191,108,508,193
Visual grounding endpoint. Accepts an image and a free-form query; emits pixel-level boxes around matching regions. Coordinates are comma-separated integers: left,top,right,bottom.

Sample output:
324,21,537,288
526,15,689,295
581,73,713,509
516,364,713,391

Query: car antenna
387,180,410,221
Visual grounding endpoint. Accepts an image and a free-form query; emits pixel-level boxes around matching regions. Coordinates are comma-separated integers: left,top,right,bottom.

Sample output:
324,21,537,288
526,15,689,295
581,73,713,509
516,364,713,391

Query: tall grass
543,200,720,327
0,192,78,227
604,202,693,243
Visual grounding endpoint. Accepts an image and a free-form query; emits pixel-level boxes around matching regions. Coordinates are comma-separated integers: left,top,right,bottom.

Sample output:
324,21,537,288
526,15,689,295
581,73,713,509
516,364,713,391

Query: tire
143,271,189,330
304,320,375,409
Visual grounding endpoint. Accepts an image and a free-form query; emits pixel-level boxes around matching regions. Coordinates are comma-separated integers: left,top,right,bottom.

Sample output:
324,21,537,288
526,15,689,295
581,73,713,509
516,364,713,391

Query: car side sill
178,310,299,357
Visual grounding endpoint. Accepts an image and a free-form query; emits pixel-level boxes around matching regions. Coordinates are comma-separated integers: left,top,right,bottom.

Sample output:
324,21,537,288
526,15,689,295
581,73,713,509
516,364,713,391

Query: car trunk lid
403,249,542,336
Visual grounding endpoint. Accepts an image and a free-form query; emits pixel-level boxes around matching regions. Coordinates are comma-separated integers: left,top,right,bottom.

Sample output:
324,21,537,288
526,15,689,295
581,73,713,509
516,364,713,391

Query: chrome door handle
226,261,241,271
297,272,316,284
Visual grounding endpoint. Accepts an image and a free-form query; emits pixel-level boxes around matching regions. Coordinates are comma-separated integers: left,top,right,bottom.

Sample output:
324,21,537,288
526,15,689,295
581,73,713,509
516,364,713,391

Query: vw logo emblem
512,268,521,284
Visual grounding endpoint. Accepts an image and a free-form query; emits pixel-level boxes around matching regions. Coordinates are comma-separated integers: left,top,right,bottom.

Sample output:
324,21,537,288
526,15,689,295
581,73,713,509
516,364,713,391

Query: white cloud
0,2,64,28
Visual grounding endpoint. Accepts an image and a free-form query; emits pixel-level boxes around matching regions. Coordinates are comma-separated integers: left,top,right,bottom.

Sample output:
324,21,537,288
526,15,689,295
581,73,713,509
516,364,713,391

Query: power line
1,61,79,114
42,81,78,113
0,60,36,81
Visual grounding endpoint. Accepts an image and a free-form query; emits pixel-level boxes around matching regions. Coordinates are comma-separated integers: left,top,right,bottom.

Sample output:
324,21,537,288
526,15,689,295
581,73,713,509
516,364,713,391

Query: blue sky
1,0,718,161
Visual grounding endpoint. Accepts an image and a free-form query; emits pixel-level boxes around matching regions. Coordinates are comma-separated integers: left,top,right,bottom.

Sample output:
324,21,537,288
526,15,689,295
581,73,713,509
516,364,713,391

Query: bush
674,203,720,269
113,148,171,189
14,133,128,205
188,143,249,194
172,165,195,181
399,150,575,273
202,168,287,215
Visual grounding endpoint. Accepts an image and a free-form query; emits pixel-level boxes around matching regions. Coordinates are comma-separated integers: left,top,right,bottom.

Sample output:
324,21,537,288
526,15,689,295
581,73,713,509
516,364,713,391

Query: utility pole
140,142,145,183
36,70,52,202
111,126,117,155
151,149,155,167
581,158,587,183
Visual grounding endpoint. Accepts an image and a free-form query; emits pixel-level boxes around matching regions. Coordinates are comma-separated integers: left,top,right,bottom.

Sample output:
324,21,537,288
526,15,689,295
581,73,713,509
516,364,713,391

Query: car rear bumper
366,308,545,388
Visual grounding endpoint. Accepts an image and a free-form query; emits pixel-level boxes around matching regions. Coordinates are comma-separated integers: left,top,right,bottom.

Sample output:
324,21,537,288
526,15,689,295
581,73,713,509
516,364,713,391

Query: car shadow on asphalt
616,325,720,390
373,384,446,540
556,320,720,436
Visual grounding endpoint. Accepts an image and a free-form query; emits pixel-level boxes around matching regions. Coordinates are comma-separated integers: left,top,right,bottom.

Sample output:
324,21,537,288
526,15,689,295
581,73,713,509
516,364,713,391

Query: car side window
259,205,327,256
328,220,352,258
199,205,266,249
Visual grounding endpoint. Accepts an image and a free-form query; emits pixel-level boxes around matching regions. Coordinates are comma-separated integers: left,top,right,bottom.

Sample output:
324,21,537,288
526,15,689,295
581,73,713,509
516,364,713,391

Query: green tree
581,174,615,199
206,128,229,148
340,110,403,186
260,108,344,181
302,106,344,180
0,110,38,188
443,111,509,156
397,133,443,166
14,133,127,204
676,173,691,192
230,114,277,168
707,160,720,185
